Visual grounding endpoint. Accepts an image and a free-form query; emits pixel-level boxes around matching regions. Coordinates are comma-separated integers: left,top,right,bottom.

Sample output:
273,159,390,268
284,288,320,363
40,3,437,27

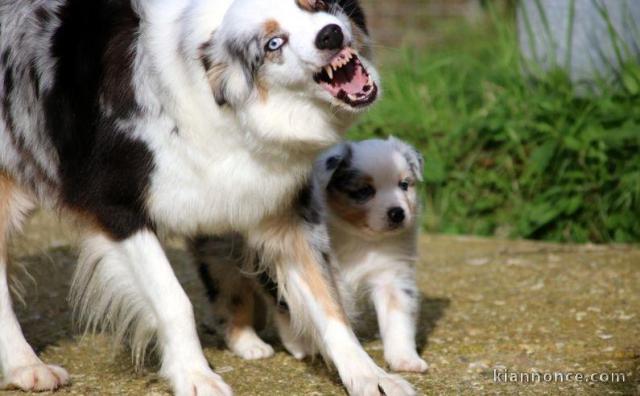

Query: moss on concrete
3,212,639,395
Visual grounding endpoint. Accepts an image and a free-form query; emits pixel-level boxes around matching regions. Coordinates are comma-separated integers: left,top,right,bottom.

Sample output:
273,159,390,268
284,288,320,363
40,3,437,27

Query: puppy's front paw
230,336,274,360
170,369,233,396
387,353,429,373
2,363,70,392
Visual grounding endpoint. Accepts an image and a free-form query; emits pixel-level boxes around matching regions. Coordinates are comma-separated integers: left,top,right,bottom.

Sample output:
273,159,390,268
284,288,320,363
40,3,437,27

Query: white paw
282,339,312,360
387,353,429,373
171,369,233,396
230,336,274,360
346,370,415,396
2,363,70,392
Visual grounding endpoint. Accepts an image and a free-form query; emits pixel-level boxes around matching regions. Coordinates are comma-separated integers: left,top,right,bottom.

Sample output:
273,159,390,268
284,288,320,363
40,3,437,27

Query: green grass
349,16,640,243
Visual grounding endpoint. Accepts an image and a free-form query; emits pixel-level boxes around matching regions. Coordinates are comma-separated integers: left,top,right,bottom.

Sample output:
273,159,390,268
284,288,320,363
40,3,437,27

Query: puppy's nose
387,207,405,224
315,24,344,50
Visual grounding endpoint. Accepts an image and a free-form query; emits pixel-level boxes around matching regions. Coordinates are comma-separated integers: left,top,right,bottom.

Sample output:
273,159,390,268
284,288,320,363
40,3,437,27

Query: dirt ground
2,211,639,395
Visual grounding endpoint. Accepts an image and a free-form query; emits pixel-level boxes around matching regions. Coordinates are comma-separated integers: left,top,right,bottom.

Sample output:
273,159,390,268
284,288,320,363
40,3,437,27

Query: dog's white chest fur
144,121,309,235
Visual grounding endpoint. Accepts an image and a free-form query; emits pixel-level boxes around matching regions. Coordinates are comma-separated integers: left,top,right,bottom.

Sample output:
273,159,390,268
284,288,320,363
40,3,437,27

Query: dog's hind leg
72,229,232,396
190,235,274,360
253,269,313,360
0,175,70,391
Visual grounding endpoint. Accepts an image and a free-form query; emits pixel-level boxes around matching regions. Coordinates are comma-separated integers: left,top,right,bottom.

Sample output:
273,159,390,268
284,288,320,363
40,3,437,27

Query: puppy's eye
266,37,285,52
399,181,410,191
348,185,375,202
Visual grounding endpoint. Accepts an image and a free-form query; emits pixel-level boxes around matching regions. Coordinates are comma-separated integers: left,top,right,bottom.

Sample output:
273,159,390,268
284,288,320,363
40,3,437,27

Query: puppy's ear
201,33,258,107
388,136,424,182
314,142,352,188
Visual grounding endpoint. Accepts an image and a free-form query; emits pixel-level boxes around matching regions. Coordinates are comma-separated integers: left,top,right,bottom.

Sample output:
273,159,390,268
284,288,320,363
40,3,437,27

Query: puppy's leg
72,230,232,396
224,278,274,360
191,236,273,360
0,176,70,391
248,215,414,396
273,309,313,360
369,272,428,373
255,271,312,360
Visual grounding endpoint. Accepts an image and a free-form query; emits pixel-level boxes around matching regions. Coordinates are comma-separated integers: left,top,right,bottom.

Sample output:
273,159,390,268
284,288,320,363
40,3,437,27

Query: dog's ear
388,136,424,182
201,33,260,107
314,142,353,188
296,0,329,12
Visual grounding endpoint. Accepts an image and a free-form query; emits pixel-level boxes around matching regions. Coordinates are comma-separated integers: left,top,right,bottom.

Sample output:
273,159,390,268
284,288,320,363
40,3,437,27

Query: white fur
0,185,69,391
0,0,412,394
71,230,232,396
272,138,428,373
324,138,427,373
71,1,402,394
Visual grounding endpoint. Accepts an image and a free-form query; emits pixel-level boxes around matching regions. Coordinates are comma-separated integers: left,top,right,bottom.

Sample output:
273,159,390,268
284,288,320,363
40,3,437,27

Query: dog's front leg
76,230,232,396
248,216,415,396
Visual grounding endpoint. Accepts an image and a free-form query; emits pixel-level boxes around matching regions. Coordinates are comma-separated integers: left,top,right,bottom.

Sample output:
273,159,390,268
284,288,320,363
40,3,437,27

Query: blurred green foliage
348,13,640,243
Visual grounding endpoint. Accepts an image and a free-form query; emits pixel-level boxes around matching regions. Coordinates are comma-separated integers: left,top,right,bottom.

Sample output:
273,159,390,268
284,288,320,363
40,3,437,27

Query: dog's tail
69,234,158,368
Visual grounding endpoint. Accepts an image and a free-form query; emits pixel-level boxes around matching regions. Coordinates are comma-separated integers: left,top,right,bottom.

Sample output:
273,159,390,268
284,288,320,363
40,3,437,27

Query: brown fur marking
226,279,256,344
0,173,14,259
327,190,368,228
263,19,280,36
296,0,329,12
256,76,269,102
258,215,347,323
327,174,374,229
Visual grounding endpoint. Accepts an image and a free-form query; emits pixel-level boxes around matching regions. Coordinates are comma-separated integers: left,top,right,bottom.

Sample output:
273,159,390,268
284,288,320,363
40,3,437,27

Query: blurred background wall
361,0,485,48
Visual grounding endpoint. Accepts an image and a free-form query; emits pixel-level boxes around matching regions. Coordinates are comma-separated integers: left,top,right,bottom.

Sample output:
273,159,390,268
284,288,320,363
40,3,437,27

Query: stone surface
2,212,639,395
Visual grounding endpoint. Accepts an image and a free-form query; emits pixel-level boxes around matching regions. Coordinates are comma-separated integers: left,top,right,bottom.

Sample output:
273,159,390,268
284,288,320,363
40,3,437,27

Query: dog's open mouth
314,48,378,108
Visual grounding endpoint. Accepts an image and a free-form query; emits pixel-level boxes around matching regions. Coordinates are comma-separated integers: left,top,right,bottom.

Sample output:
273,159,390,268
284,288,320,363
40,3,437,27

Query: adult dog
0,0,415,395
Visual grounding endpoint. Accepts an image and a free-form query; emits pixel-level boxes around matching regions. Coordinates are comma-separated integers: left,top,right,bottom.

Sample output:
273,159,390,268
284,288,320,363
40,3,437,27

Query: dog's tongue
338,64,368,95
321,61,370,97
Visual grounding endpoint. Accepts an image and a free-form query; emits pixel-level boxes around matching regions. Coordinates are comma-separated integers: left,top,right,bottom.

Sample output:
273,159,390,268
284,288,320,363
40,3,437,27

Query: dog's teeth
325,66,333,79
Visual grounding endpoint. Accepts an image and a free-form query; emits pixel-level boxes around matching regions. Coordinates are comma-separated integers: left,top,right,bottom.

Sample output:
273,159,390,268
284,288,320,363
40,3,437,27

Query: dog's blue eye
266,37,285,52
399,181,410,191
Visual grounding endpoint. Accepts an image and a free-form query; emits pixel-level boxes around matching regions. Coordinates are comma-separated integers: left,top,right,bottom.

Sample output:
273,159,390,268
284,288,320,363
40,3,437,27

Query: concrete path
3,212,639,395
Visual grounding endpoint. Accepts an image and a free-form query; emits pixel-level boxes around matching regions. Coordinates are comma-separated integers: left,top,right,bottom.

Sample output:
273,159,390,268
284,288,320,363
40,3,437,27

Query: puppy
193,137,428,373
0,1,414,395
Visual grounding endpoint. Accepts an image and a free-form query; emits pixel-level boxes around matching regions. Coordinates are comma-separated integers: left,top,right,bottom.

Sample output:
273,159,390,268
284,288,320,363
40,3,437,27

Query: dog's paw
230,336,274,360
171,369,233,396
282,338,312,360
387,353,429,373
346,371,415,396
2,363,70,392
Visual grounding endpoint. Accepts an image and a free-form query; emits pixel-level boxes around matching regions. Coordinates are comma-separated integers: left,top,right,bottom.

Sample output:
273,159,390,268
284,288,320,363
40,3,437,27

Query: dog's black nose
388,207,405,224
316,24,344,50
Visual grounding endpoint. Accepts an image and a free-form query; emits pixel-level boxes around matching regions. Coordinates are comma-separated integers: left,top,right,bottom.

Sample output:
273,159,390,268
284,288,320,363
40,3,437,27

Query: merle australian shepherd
0,0,417,395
